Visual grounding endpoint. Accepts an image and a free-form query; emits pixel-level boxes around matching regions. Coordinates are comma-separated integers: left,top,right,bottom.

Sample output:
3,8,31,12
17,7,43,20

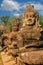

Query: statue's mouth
27,19,36,26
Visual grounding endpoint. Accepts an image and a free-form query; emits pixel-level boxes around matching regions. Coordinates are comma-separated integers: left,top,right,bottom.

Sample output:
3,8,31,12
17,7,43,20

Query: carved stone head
23,5,39,26
12,18,20,31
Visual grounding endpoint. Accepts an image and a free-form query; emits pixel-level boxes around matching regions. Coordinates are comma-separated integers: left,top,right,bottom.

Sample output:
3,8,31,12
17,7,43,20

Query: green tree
19,14,23,28
39,16,43,28
6,16,16,33
1,16,9,25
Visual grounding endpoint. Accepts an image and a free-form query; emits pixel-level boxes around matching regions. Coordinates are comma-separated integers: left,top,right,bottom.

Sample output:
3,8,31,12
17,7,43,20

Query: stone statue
6,18,20,55
16,5,43,65
17,5,42,48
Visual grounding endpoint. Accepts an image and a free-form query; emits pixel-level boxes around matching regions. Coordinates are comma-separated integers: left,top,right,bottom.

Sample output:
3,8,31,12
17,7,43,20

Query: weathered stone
22,5,39,27
1,51,16,65
12,18,20,31
7,18,20,56
20,50,43,64
17,5,42,48
16,5,43,65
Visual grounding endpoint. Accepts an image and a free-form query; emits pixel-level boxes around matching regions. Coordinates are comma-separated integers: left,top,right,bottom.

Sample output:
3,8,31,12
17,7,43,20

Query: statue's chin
26,23,34,26
26,21,35,26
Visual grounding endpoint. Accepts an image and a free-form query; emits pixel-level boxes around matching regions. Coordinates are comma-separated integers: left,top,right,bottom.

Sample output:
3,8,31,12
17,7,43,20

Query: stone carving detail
22,5,39,27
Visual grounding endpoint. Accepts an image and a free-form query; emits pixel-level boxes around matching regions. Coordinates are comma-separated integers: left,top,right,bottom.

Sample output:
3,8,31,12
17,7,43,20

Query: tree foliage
39,16,43,28
1,16,9,24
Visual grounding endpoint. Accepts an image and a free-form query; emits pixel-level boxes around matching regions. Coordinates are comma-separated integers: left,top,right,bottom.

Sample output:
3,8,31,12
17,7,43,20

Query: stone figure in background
7,18,20,56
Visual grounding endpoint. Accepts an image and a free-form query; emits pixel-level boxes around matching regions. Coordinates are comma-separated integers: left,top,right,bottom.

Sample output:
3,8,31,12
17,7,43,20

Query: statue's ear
32,5,34,8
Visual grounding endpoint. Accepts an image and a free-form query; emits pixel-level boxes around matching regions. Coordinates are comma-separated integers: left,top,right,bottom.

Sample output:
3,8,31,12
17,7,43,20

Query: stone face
22,5,39,27
12,18,20,31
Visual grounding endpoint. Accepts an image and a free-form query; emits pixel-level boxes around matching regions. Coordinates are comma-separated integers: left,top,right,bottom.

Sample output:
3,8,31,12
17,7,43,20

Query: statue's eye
26,15,28,18
33,15,35,17
30,15,35,18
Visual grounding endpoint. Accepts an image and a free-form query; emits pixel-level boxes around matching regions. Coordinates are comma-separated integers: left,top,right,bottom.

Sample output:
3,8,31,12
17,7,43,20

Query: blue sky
0,0,43,17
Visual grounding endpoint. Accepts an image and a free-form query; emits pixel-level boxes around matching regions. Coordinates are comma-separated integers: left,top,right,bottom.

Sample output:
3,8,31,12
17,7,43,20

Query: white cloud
0,0,43,16
13,13,20,17
31,3,43,10
22,2,43,15
31,3,43,15
22,2,43,10
0,0,21,11
38,10,43,16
